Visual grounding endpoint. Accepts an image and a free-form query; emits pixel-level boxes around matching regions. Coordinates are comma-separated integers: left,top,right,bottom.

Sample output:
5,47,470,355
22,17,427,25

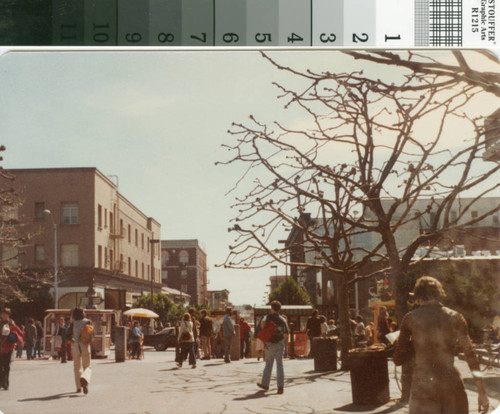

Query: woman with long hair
176,313,196,369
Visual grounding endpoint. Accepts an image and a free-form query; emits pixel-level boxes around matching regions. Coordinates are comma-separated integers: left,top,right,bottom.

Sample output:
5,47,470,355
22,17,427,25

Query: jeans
240,338,250,358
0,351,13,389
224,335,233,362
261,341,285,388
178,342,196,366
25,342,35,360
35,339,42,357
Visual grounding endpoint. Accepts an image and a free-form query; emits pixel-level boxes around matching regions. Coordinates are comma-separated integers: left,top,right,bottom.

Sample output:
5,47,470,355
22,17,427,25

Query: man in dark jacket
199,310,213,360
1,308,24,390
24,318,37,360
305,310,321,358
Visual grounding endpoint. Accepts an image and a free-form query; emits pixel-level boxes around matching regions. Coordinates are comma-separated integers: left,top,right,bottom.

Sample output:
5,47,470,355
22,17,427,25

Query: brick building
285,197,500,316
7,167,162,309
161,239,208,306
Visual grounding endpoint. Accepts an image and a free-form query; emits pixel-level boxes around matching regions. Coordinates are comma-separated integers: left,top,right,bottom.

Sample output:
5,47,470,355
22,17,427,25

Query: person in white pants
68,308,92,394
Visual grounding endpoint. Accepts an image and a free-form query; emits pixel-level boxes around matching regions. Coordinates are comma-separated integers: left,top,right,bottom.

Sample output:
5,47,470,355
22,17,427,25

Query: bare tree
218,51,500,367
0,146,49,304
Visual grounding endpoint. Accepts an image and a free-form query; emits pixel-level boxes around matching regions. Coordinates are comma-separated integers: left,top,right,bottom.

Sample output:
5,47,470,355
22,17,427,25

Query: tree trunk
337,273,353,370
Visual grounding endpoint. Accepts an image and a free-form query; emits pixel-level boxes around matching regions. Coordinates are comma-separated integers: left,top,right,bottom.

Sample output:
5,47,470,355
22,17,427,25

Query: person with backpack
67,307,93,394
256,301,289,394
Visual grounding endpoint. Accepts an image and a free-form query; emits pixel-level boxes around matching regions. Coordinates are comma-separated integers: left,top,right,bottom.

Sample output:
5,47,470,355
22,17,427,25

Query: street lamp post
43,209,58,309
149,238,161,309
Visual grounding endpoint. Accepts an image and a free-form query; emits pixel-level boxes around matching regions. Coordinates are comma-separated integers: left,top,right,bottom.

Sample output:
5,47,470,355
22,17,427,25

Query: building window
162,270,168,281
35,245,45,262
61,244,79,267
179,250,189,265
147,265,150,278
471,211,478,219
181,269,188,279
493,215,499,225
1,246,18,268
181,284,188,293
128,224,131,243
35,202,45,220
104,247,108,268
141,233,144,250
128,257,131,274
142,263,145,278
147,237,150,252
98,204,102,228
120,254,124,271
135,229,138,246
450,210,457,221
110,212,114,233
61,203,79,225
97,245,102,268
135,260,138,277
120,219,124,236
161,250,169,266
104,208,107,227
110,249,114,270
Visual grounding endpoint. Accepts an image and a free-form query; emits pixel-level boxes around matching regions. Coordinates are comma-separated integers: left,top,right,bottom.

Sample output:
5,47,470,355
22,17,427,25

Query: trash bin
114,326,127,363
313,337,337,372
349,347,390,405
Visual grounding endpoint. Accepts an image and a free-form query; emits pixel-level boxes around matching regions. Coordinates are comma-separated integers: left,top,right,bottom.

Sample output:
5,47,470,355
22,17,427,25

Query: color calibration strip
0,0,497,47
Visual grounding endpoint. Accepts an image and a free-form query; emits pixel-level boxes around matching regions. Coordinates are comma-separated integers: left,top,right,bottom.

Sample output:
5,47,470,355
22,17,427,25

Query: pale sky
1,49,499,305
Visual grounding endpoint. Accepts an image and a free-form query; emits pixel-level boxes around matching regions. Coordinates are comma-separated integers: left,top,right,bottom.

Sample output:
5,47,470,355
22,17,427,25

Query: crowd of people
0,276,494,411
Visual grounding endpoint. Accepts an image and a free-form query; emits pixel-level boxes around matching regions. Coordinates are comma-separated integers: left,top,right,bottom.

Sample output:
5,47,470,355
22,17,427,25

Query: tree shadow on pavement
233,390,268,401
334,401,405,413
18,392,83,402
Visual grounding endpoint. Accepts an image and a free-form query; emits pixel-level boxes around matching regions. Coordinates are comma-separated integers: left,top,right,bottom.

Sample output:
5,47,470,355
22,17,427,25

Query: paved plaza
1,348,499,414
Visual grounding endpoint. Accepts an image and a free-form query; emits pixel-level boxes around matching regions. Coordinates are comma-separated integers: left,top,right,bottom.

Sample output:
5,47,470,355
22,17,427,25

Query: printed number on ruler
126,33,142,43
92,23,110,43
255,33,272,43
352,33,369,43
320,33,336,43
223,33,239,43
287,33,304,43
158,33,175,43
190,33,207,43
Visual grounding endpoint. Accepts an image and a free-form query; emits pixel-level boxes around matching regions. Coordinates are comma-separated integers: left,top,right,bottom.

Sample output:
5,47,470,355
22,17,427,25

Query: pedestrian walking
394,276,489,414
24,318,37,360
34,321,43,358
256,301,289,394
377,306,391,345
129,321,143,359
0,308,23,390
222,307,235,363
64,317,73,361
188,308,200,359
67,307,92,394
53,317,66,360
255,317,265,361
305,310,321,358
176,313,196,369
239,317,251,359
199,310,213,360
15,325,24,358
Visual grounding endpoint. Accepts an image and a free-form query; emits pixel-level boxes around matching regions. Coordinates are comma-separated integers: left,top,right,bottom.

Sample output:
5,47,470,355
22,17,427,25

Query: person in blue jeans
257,300,289,394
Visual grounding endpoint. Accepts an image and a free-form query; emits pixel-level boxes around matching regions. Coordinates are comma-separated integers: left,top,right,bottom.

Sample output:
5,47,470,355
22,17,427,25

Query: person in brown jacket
394,276,489,414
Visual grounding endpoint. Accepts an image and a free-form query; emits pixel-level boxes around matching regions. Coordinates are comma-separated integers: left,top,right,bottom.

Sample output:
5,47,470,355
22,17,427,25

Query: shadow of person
233,390,268,401
18,392,80,402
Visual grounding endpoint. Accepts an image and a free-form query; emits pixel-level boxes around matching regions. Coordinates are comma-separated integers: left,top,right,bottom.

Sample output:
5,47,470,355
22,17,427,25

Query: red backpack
257,319,276,343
